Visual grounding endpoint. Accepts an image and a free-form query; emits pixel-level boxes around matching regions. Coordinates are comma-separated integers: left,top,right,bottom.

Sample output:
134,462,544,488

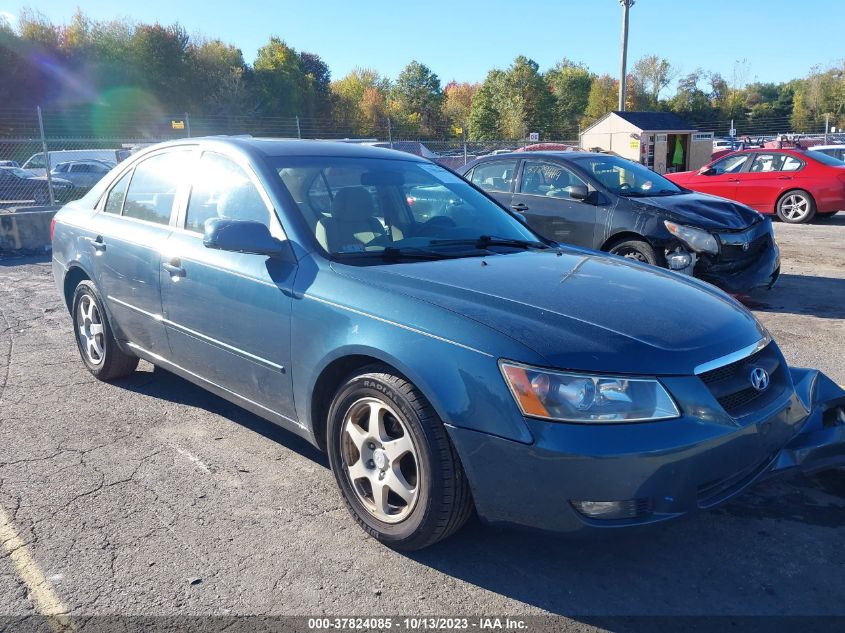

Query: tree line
1,10,843,141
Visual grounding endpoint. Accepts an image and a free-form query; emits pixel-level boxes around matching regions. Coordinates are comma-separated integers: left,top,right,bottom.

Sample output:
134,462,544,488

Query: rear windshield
808,151,845,166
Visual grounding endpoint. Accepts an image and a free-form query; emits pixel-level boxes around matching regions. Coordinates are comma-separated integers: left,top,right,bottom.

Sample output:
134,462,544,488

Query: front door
466,158,518,209
690,153,749,200
510,160,596,247
160,151,297,422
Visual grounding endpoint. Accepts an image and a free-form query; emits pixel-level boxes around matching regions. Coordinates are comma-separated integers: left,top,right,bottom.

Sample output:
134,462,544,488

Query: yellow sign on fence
171,120,186,130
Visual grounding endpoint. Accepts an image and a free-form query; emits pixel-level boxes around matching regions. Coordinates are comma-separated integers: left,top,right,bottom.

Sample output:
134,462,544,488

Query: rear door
735,152,803,211
160,150,297,421
466,159,518,209
510,160,597,246
88,148,193,355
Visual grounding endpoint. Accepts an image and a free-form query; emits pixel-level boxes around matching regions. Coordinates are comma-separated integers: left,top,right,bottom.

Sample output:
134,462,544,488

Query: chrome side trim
107,296,284,372
302,293,494,358
693,335,772,375
126,342,302,428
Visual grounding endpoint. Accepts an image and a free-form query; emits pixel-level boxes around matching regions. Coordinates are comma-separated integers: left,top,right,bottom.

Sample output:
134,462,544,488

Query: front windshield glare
571,155,683,196
274,157,541,256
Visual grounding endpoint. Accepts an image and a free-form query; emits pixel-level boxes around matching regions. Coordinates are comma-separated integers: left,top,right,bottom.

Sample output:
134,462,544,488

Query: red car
665,149,845,223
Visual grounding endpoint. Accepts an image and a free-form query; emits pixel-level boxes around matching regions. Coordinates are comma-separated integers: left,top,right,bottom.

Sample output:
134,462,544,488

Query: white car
22,149,129,175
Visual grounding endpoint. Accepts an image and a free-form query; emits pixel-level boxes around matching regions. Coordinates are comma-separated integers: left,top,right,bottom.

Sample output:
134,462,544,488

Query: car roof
470,151,602,161
808,144,845,150
141,136,430,162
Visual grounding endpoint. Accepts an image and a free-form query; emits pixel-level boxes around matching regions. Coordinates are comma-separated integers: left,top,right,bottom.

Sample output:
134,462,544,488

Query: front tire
326,364,473,550
776,190,816,223
71,280,139,380
608,238,663,266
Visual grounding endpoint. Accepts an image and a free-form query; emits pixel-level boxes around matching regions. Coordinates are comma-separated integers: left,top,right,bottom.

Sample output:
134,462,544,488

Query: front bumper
447,367,845,534
696,240,780,294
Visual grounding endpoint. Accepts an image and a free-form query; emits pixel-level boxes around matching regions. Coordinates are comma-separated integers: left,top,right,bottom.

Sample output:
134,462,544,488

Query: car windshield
570,154,684,196
272,156,545,258
0,167,31,178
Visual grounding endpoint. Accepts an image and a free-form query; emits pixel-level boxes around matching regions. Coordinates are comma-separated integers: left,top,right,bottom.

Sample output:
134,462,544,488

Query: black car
0,166,73,205
459,152,780,293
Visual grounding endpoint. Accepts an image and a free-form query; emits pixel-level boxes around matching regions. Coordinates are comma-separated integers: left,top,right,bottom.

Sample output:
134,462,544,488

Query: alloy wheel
77,293,105,365
614,247,648,262
340,397,419,523
780,193,811,221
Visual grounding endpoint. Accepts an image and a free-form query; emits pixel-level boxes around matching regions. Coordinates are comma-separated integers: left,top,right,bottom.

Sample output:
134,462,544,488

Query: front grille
699,343,784,416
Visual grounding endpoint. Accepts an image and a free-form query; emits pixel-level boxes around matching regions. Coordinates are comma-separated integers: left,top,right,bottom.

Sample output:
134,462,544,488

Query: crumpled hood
628,191,761,231
333,249,768,375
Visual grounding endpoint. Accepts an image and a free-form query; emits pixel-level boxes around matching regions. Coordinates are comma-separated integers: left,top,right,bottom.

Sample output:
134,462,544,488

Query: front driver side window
186,153,270,233
710,154,748,174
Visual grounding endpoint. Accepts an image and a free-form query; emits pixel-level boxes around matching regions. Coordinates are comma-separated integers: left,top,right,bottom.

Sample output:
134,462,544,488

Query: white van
22,149,130,175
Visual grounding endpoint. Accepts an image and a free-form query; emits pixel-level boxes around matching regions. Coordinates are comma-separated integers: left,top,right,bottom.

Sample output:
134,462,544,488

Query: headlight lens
500,362,680,423
664,221,719,254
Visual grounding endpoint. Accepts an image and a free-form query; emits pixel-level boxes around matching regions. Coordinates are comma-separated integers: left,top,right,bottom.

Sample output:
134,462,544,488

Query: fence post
463,129,468,166
296,116,302,139
37,106,55,206
825,113,829,144
185,112,192,137
387,117,393,149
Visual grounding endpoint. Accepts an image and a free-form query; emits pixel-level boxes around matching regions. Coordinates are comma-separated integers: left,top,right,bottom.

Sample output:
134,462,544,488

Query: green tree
631,55,675,107
390,61,444,137
584,75,618,124
468,71,502,140
331,67,389,136
545,59,593,137
442,81,478,135
253,37,308,118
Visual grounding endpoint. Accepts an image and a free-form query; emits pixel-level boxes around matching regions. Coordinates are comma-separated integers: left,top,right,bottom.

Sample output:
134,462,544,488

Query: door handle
162,258,185,278
90,235,106,252
777,176,792,180
511,203,529,212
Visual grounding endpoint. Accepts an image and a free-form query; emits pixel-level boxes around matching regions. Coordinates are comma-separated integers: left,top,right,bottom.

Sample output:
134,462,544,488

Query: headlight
500,362,680,423
664,221,719,254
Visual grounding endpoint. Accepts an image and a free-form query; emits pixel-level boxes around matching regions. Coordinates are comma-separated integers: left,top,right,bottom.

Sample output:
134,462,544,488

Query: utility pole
618,0,635,111
825,113,830,143
37,106,55,206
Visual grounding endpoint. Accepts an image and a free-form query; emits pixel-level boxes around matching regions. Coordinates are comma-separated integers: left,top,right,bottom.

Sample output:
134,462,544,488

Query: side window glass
124,152,186,225
186,152,269,233
781,156,803,172
711,154,748,174
103,170,131,214
749,153,785,173
470,160,517,193
519,161,586,198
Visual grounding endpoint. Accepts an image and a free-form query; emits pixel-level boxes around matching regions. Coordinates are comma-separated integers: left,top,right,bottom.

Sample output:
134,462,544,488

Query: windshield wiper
430,235,550,250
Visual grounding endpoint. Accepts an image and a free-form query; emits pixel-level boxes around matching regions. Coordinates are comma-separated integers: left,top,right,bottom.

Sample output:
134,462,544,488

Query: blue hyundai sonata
51,138,845,550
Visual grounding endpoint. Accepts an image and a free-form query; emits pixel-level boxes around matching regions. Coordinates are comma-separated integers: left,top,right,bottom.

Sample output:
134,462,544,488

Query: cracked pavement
0,217,843,622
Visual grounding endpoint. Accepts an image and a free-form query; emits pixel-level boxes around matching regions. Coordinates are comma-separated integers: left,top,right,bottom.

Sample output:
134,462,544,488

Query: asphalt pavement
0,217,843,627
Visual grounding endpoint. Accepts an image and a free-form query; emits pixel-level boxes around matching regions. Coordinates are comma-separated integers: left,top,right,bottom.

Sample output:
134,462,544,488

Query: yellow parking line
0,504,73,630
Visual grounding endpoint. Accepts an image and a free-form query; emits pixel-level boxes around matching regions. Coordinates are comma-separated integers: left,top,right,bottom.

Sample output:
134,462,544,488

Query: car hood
333,249,768,375
626,191,760,230
29,175,72,186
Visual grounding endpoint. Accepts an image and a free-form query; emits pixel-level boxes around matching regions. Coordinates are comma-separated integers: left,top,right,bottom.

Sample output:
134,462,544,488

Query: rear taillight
49,217,56,242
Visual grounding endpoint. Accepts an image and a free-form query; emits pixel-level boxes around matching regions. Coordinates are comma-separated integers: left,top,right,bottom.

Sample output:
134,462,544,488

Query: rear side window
470,160,518,193
123,152,187,225
103,170,131,214
185,153,270,233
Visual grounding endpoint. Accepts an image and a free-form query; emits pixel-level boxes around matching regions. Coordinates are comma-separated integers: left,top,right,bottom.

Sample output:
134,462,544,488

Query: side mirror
698,167,716,176
567,184,589,201
203,218,288,257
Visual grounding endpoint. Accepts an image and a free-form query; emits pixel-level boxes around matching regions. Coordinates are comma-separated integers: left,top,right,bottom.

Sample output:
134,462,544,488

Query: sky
3,0,845,92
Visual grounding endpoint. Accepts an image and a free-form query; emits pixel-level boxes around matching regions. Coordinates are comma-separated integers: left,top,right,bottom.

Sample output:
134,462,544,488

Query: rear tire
71,280,139,380
326,364,473,550
608,238,663,267
776,190,816,224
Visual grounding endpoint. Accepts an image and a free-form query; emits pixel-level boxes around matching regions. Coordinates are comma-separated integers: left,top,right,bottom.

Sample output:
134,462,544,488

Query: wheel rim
613,246,647,262
77,294,105,365
340,397,419,524
781,194,810,221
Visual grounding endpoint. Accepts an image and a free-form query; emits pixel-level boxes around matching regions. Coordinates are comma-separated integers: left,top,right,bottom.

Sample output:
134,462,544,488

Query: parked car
51,159,114,189
0,166,73,205
808,144,845,162
666,148,845,223
459,152,780,294
51,138,845,550
22,148,130,175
